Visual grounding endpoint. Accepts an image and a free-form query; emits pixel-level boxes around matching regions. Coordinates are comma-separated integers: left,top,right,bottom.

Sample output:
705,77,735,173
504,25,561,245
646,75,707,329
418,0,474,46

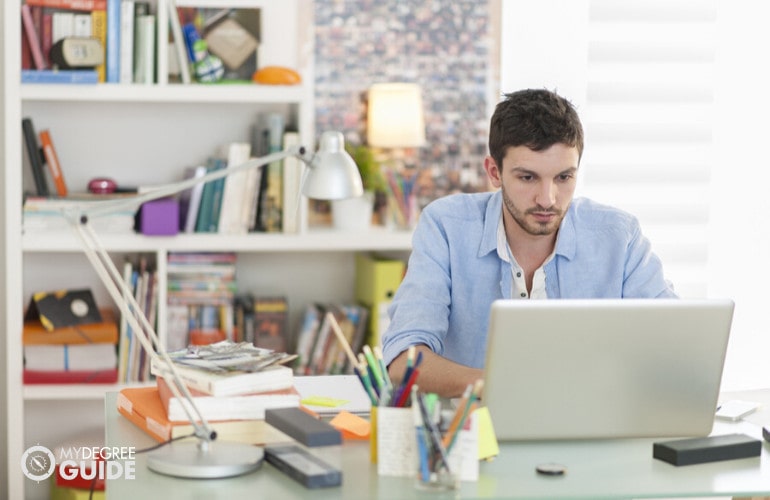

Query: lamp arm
75,145,307,220
70,218,218,441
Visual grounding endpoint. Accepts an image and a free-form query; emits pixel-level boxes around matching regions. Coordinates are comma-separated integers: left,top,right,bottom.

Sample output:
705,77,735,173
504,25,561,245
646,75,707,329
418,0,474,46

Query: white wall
501,0,770,390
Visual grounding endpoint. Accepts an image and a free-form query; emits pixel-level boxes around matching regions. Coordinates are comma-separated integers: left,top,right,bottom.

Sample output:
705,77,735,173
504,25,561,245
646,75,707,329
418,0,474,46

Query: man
381,89,677,398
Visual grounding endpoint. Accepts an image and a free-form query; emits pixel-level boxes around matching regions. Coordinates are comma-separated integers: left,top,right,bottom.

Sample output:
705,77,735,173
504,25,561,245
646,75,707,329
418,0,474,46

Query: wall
313,0,498,207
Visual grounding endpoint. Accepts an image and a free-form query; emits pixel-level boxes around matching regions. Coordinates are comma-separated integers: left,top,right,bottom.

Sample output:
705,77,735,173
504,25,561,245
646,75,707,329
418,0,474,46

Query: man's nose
535,181,557,208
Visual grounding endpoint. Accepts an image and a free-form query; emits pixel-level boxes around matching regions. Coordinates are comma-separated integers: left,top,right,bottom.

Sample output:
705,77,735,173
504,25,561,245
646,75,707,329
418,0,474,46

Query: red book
39,129,68,197
24,0,107,10
23,368,118,384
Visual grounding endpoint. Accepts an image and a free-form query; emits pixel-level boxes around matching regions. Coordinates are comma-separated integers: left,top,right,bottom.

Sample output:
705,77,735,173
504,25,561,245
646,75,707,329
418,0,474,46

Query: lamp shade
367,83,426,148
302,131,364,200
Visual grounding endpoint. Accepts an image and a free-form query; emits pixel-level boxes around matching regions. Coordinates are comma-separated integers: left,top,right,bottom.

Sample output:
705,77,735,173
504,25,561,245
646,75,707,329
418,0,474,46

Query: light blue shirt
381,190,677,368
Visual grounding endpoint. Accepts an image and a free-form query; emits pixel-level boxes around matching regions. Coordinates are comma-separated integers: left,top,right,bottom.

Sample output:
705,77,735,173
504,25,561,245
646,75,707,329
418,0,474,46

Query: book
21,117,49,196
117,386,293,444
21,4,47,70
253,296,288,352
25,0,107,9
22,308,118,345
178,165,207,233
118,0,135,83
105,0,120,82
293,303,323,375
194,158,225,232
23,368,118,384
281,131,302,234
24,343,117,371
21,69,99,84
39,129,68,197
91,9,107,82
150,359,294,397
157,376,300,421
262,113,284,233
132,11,155,84
217,142,252,234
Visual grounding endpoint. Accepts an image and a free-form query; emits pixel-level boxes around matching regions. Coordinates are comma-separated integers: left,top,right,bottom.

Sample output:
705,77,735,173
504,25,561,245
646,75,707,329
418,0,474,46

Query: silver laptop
483,298,734,440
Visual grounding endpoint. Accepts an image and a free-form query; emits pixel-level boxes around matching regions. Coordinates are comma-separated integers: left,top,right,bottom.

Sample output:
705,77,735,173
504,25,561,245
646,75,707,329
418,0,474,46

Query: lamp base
146,440,264,479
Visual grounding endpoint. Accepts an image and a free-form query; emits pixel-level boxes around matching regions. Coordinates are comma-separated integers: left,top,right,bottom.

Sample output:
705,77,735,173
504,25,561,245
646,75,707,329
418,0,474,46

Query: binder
354,253,405,347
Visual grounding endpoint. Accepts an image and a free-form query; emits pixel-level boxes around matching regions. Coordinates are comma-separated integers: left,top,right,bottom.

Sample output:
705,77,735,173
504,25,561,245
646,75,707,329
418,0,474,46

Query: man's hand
387,345,484,398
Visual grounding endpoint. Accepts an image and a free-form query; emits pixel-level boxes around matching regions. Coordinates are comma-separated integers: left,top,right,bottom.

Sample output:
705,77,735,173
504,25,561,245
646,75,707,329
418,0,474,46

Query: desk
104,388,770,499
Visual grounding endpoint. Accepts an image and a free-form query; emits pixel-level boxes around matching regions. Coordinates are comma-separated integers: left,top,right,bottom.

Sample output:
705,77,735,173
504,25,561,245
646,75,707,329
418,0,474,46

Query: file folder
354,253,405,347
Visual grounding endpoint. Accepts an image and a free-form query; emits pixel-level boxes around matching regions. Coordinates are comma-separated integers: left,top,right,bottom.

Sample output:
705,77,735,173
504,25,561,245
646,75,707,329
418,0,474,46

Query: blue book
106,0,121,83
21,70,99,84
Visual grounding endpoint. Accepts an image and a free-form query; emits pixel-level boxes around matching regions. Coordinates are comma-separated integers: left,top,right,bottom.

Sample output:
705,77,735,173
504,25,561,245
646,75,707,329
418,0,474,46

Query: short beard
501,186,564,236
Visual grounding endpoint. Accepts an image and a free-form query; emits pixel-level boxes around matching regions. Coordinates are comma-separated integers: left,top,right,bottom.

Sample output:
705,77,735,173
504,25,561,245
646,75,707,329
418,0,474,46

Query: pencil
444,379,484,453
395,367,419,407
373,346,393,390
327,311,359,371
363,345,385,390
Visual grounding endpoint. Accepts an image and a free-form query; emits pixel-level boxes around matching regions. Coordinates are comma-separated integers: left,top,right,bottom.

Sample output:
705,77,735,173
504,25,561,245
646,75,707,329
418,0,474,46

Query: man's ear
484,156,502,188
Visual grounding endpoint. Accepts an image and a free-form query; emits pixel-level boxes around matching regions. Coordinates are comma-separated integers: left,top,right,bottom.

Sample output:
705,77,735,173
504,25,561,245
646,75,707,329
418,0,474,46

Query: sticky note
330,410,371,440
474,406,500,460
301,396,350,408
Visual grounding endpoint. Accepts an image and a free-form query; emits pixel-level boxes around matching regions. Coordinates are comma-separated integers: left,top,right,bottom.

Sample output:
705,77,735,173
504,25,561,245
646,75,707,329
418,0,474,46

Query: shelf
20,82,308,104
22,227,414,253
23,383,153,401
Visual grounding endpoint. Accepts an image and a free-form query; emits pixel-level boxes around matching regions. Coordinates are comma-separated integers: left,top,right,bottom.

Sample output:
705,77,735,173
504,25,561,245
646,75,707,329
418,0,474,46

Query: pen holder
375,406,417,476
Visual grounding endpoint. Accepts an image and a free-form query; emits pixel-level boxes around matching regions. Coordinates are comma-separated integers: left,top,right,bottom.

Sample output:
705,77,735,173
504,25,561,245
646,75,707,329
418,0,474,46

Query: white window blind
501,0,716,298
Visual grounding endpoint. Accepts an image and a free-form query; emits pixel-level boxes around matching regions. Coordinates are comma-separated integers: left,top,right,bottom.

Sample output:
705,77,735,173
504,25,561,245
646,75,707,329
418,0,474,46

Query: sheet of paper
295,374,372,416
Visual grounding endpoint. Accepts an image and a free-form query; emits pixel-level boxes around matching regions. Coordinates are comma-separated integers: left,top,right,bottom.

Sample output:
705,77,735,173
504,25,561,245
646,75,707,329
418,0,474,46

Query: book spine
40,10,53,69
25,0,108,9
21,4,47,70
118,0,135,84
21,118,49,197
39,129,68,197
91,9,107,82
105,0,121,83
133,14,156,84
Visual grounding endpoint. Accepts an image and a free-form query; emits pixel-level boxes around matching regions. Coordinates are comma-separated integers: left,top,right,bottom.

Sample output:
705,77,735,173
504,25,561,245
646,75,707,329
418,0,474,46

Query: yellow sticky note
330,410,371,440
301,396,349,408
474,406,500,460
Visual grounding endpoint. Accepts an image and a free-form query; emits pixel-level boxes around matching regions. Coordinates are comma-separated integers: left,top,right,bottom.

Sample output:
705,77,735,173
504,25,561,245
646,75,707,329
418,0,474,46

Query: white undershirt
496,214,553,299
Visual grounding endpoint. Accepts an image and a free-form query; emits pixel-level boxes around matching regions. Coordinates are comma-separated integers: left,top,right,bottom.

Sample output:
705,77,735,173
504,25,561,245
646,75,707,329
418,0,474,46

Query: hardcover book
156,376,299,421
117,386,293,444
22,309,118,345
24,343,117,371
23,368,118,384
150,360,294,397
21,69,99,84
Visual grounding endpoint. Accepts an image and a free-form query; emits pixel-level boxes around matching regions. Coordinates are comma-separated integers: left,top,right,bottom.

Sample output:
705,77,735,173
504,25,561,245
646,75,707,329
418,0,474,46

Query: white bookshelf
2,1,410,498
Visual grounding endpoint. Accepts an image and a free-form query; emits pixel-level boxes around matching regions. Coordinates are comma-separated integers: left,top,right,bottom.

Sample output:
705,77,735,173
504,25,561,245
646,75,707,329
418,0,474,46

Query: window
500,0,770,390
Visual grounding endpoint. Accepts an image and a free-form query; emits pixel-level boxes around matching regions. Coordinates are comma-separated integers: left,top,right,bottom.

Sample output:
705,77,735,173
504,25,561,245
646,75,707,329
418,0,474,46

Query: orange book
157,376,299,422
22,308,118,345
116,386,293,444
39,129,68,197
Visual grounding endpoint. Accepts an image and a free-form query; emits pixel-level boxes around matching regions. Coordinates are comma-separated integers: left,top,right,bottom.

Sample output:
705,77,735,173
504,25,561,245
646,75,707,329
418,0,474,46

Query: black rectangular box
653,433,761,466
265,407,342,447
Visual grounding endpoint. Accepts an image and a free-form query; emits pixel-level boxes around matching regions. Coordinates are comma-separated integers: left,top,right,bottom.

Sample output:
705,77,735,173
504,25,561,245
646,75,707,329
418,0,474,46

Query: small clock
21,445,56,482
50,37,104,69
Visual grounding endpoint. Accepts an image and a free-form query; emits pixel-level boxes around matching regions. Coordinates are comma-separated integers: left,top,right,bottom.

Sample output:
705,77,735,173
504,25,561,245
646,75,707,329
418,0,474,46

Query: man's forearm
387,345,484,398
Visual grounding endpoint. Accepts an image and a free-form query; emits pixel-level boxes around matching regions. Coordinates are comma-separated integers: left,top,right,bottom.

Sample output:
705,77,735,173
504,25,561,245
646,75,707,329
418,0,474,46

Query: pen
412,385,431,482
400,350,423,393
395,367,419,407
363,345,385,391
444,379,484,453
418,390,451,474
355,364,379,406
373,346,393,391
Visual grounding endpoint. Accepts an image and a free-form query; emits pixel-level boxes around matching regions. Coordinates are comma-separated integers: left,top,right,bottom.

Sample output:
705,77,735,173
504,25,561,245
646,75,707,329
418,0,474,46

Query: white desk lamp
65,131,363,479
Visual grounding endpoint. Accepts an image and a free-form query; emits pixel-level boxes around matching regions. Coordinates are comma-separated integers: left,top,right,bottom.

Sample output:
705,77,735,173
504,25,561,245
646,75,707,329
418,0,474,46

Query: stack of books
22,308,119,384
166,252,238,350
117,341,300,444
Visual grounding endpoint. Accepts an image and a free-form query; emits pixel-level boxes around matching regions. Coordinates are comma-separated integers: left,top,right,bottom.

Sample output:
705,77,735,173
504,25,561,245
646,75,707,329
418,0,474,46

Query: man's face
484,143,579,238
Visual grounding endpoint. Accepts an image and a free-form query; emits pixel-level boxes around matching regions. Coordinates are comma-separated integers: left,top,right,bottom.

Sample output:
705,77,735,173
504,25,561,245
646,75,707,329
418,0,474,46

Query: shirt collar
479,190,578,261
